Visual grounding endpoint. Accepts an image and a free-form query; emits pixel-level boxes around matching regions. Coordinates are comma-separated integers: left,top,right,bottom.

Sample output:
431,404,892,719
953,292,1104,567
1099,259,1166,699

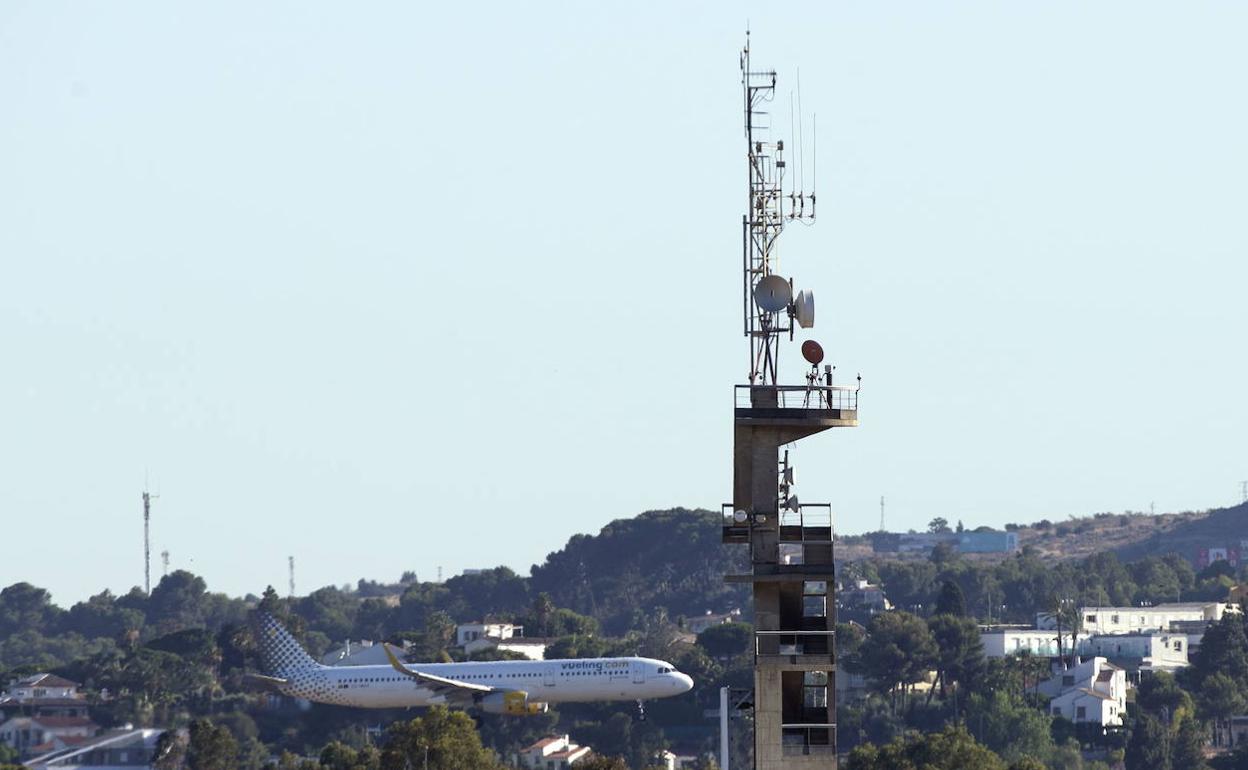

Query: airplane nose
674,672,693,693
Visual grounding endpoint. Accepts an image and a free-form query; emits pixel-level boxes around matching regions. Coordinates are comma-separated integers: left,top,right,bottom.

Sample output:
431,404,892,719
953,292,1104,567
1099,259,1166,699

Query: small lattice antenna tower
740,36,818,386
161,550,170,577
142,490,158,594
1241,481,1247,504
288,556,295,598
879,496,886,532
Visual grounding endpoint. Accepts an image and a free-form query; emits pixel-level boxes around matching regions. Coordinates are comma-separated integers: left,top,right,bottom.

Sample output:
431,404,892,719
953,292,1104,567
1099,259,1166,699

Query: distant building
840,580,892,612
0,674,91,721
872,530,1018,556
1079,632,1189,672
0,675,98,758
456,622,523,648
24,727,166,769
320,639,412,667
686,609,742,636
0,715,98,758
455,622,548,661
517,734,592,769
1039,602,1237,635
1040,657,1127,726
980,628,1086,659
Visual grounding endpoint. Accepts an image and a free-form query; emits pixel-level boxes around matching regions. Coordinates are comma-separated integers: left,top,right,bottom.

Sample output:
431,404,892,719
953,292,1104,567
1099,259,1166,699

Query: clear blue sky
4,2,1246,604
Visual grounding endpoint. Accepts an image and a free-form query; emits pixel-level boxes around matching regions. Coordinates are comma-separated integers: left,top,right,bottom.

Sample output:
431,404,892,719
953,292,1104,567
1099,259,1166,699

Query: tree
1173,714,1208,770
965,691,1054,763
928,518,951,534
696,622,753,660
858,611,937,711
845,725,1005,770
575,757,630,770
1125,713,1171,770
184,719,238,770
380,706,503,770
934,581,967,617
927,614,985,702
1007,759,1046,770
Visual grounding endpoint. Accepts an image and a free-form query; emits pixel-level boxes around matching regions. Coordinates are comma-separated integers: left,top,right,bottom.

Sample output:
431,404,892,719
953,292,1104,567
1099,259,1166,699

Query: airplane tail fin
252,611,321,676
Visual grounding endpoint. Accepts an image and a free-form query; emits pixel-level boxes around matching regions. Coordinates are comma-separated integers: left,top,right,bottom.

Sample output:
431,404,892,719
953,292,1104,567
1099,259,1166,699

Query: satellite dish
801,340,824,366
794,289,815,328
733,510,749,524
785,495,801,513
753,275,792,313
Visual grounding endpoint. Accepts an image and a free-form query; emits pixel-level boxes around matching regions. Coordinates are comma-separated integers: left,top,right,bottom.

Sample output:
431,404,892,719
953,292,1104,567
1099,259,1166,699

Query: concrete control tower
723,37,859,770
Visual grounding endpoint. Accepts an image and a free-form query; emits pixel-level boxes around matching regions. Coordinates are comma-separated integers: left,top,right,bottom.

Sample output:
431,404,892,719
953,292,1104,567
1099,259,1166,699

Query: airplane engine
480,691,549,716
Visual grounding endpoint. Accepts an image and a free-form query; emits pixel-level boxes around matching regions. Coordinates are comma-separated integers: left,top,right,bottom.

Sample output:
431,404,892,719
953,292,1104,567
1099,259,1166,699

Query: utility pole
161,550,170,577
879,496,886,532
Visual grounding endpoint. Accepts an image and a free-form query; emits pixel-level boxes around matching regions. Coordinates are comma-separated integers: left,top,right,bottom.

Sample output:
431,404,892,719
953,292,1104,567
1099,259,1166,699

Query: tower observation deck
723,37,859,770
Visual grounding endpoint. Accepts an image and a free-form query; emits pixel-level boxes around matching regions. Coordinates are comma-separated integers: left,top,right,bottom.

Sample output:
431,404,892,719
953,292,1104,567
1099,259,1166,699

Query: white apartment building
1079,632,1189,672
980,628,1088,658
1037,602,1235,635
518,734,592,769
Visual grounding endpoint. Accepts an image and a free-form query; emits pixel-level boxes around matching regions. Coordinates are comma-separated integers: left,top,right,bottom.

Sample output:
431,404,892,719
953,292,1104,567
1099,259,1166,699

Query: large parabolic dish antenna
754,275,792,312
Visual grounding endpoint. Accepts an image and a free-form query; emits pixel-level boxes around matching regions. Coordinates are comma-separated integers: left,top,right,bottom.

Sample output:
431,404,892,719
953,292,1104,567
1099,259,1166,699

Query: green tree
928,518,951,534
1007,759,1046,770
696,622,753,660
934,581,967,617
184,719,238,770
1125,713,1171,770
380,706,503,770
927,613,985,702
1173,714,1208,770
965,691,1054,763
846,725,1005,770
859,611,938,711
575,757,630,770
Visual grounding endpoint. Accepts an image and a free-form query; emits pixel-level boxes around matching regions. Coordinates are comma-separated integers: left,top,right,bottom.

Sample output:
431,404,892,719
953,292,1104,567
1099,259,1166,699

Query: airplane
248,612,694,715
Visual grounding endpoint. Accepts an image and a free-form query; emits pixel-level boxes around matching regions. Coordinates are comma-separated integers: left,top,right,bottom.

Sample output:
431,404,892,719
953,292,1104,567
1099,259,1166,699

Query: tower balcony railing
734,384,858,411
781,725,836,757
756,630,834,656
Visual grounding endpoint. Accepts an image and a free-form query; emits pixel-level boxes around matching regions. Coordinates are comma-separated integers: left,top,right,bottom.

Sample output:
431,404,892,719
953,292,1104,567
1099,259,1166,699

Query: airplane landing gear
636,699,646,721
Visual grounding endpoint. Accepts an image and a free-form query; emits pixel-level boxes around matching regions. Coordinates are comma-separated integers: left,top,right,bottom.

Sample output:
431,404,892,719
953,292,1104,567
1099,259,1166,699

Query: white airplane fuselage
277,656,693,709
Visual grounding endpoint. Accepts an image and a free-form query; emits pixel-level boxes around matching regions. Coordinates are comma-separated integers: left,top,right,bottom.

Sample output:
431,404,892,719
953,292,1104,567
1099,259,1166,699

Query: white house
518,735,592,769
456,622,523,648
464,636,548,661
841,580,892,612
980,628,1088,659
1079,632,1189,671
1039,657,1127,726
1050,687,1124,727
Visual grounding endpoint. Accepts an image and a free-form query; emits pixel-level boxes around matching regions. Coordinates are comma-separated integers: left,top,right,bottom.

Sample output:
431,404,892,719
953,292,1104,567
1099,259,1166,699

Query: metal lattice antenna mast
161,550,170,577
740,36,816,385
288,556,295,598
1241,481,1247,504
143,491,153,594
880,496,886,532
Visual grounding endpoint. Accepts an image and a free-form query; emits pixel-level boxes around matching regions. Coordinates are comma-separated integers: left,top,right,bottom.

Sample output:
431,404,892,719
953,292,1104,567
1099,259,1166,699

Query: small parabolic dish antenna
802,340,825,366
754,275,792,312
733,510,749,524
794,289,815,328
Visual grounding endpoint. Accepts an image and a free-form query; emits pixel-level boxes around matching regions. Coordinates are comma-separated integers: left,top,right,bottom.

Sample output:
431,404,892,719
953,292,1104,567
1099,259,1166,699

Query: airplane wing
242,673,289,692
382,643,495,704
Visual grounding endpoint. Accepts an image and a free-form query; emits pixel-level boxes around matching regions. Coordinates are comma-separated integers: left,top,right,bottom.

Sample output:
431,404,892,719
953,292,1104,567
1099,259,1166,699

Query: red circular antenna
801,340,824,366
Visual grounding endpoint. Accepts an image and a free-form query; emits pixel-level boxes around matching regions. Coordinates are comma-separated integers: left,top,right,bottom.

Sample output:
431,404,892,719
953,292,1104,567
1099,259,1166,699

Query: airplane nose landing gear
636,699,646,721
